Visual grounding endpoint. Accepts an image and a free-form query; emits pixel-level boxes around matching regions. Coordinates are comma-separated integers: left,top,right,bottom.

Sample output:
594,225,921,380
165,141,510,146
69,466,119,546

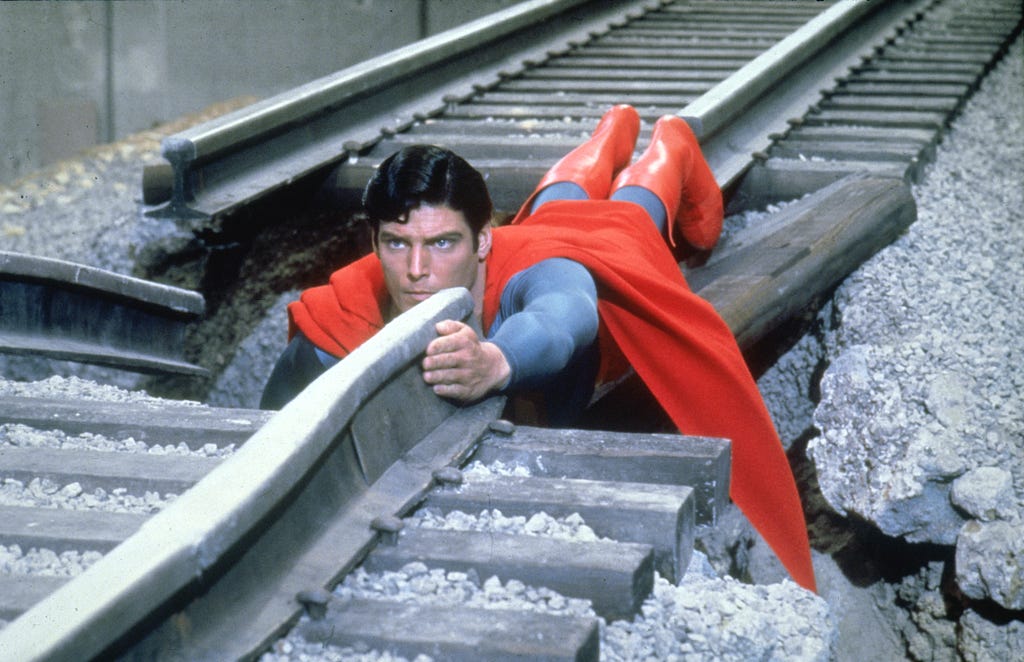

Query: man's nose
408,245,429,280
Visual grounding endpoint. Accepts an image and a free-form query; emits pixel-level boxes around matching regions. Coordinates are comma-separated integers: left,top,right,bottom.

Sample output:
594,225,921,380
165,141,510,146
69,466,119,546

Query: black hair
362,145,493,240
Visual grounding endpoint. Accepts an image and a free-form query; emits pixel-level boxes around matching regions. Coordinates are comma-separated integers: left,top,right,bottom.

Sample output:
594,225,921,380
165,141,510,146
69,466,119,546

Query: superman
261,105,816,592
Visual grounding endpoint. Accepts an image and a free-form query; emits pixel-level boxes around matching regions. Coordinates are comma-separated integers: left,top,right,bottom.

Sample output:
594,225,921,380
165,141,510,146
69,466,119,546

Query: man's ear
476,225,493,260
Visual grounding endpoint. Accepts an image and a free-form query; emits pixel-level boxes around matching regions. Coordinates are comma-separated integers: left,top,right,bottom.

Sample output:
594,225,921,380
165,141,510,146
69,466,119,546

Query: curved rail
0,288,495,660
0,251,206,375
2,0,1020,658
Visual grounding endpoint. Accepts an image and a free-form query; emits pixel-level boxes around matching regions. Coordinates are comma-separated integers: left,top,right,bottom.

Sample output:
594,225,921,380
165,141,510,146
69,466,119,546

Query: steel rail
146,0,645,221
147,0,854,222
3,0,1018,658
326,0,922,213
144,0,928,225
730,0,1021,210
0,288,493,661
680,0,880,188
686,0,938,196
0,251,206,375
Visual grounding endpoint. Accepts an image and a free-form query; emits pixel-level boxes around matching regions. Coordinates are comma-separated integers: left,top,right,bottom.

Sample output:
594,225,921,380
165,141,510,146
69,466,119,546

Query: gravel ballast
1,31,1020,661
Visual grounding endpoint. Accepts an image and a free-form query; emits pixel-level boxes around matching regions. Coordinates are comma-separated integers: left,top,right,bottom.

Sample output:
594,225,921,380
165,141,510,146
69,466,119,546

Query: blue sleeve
487,258,599,391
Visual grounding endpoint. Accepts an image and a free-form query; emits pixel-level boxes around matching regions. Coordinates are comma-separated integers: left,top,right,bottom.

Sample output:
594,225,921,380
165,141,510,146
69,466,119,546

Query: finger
422,352,461,373
426,336,457,357
424,337,470,365
426,331,468,357
424,368,464,389
435,319,466,336
427,331,477,359
431,381,471,401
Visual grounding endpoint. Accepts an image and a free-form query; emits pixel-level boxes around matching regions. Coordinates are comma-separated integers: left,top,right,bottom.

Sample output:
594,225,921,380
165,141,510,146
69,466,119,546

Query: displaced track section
1,0,1020,659
0,171,918,659
0,289,729,660
0,251,205,376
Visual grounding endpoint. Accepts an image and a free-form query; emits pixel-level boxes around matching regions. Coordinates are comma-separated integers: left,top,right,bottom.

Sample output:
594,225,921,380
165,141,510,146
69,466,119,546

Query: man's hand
422,320,511,401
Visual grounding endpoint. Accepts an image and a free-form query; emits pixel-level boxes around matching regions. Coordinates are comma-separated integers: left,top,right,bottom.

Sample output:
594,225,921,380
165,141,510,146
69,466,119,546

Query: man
261,105,816,592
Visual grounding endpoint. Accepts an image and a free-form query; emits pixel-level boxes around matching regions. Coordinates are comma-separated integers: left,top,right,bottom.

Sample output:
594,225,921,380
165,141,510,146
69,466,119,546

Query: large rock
955,520,1024,610
958,609,1024,662
950,467,1016,522
808,342,973,545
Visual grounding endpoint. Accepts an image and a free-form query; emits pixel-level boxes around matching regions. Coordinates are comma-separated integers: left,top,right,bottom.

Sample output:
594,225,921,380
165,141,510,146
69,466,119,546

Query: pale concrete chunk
471,425,728,525
298,597,600,662
425,475,693,582
364,526,654,619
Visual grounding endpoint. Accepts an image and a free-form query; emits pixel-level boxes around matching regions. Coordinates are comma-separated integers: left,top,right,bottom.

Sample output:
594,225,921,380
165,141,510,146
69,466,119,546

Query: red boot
610,115,723,250
510,105,640,224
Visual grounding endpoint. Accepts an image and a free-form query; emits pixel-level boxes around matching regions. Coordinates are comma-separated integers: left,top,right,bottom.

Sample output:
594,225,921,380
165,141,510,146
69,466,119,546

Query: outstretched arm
422,258,599,402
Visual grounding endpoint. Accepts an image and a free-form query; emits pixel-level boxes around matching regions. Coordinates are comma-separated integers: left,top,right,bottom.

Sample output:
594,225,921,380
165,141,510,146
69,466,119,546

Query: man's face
375,204,491,316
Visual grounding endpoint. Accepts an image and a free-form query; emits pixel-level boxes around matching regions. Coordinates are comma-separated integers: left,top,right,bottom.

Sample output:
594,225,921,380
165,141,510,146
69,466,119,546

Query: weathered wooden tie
694,173,917,350
425,474,693,582
364,527,654,620
0,505,144,553
297,597,600,662
0,396,271,450
471,424,729,525
0,447,219,494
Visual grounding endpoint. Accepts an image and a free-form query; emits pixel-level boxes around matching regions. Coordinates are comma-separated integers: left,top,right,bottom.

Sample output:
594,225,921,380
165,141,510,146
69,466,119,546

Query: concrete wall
0,0,521,185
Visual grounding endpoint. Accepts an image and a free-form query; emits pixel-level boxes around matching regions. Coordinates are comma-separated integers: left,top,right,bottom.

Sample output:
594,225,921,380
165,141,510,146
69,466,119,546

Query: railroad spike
370,515,404,546
432,466,464,486
488,419,516,436
296,588,332,621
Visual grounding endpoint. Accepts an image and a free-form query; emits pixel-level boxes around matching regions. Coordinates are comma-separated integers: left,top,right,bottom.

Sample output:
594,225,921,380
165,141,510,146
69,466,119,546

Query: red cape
289,200,816,591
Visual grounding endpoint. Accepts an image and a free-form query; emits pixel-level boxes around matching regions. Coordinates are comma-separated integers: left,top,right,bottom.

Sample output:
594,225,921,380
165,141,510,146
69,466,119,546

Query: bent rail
0,288,501,661
0,251,206,375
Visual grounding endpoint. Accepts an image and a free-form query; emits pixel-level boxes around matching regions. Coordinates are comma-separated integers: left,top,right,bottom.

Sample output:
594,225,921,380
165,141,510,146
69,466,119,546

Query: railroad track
1,0,1020,659
0,251,205,377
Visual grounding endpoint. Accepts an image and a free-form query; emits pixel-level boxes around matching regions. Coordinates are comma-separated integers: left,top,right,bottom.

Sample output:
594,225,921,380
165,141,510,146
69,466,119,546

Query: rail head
680,0,876,141
149,0,647,220
0,251,207,375
0,288,475,662
0,250,204,316
162,0,590,170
